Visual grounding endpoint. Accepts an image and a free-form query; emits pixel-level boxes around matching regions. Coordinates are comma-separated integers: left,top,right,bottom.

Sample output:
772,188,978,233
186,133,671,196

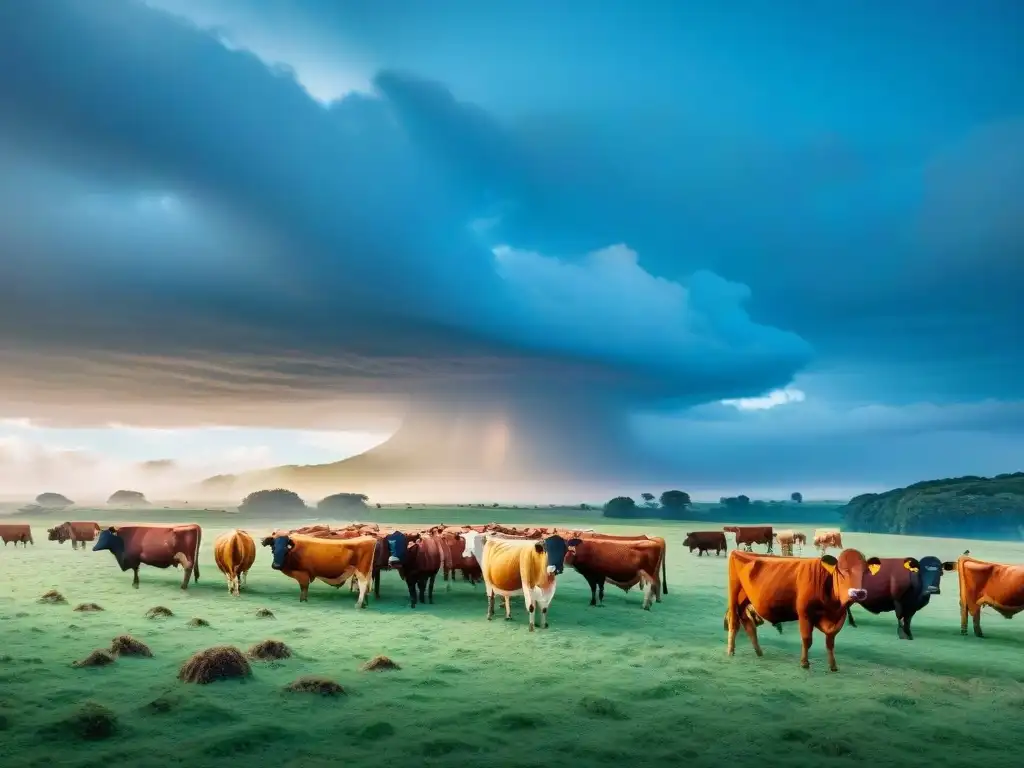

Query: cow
846,555,956,639
0,523,33,547
93,524,202,589
564,537,665,610
813,529,843,554
576,532,668,601
476,533,580,631
384,531,449,608
684,531,727,557
440,530,483,589
724,526,774,554
724,548,882,671
955,551,1024,638
213,529,257,596
774,530,800,557
47,521,101,550
262,533,376,606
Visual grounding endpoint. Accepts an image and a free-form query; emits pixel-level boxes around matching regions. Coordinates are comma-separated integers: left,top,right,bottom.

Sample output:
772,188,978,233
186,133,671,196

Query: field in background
3,510,1024,768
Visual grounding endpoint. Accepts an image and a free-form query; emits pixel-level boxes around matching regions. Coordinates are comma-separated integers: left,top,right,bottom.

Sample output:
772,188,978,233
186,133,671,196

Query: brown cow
724,548,882,670
774,530,803,557
683,531,727,557
383,531,449,607
0,523,33,547
47,521,100,550
846,555,955,639
724,525,774,554
213,529,257,596
262,533,376,605
93,524,202,589
565,537,665,609
956,551,1024,637
813,529,843,554
575,532,668,601
441,530,483,589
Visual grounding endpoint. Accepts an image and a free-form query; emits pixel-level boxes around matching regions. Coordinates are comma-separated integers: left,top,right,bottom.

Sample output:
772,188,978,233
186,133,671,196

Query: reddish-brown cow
724,526,774,554
440,530,483,589
0,523,33,547
47,521,101,550
956,551,1024,637
683,531,727,557
383,531,450,608
565,537,665,609
93,524,202,589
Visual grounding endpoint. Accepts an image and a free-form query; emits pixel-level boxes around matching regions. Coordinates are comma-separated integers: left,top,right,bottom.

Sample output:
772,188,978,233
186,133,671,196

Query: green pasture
2,507,1024,768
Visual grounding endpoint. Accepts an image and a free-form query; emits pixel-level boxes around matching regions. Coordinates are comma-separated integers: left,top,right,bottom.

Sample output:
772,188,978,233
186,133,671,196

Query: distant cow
846,556,955,639
955,551,1024,638
725,548,882,670
565,537,665,609
0,523,33,547
724,526,774,554
384,531,449,607
93,524,202,589
213,529,257,596
814,529,843,554
440,530,482,589
263,533,376,606
475,533,579,631
774,530,806,557
684,531,727,557
47,521,100,550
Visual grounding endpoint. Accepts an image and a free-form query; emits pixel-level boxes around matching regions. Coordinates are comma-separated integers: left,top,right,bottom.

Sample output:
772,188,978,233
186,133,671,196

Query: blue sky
0,1,1022,501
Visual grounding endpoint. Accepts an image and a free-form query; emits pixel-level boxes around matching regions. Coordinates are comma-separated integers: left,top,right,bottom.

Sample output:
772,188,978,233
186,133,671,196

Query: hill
843,472,1024,539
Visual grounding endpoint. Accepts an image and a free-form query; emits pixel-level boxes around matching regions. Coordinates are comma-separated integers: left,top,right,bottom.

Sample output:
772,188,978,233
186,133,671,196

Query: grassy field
3,508,1024,768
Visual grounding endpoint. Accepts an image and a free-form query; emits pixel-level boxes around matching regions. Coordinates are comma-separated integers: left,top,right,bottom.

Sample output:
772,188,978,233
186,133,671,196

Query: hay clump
73,650,116,668
247,639,292,661
58,701,118,740
74,603,104,612
110,635,152,658
255,608,275,619
362,655,400,671
177,645,252,684
39,590,67,605
146,606,173,619
187,617,210,628
284,676,345,696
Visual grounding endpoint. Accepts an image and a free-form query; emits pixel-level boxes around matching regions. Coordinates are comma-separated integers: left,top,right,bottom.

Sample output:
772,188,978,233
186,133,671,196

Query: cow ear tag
903,559,919,573
820,555,837,574
868,563,881,575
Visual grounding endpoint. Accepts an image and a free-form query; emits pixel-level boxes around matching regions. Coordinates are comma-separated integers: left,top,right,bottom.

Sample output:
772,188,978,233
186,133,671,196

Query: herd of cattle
2,520,1023,664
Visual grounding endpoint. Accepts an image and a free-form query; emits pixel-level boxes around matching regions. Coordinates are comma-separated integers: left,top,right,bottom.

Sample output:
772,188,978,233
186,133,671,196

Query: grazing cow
684,531,727,557
846,556,956,639
213,529,257,596
0,523,33,547
774,530,800,557
814,529,843,554
384,531,449,608
955,551,1024,638
47,521,101,550
440,530,483,589
564,537,664,609
724,548,882,671
724,526,774,554
262,533,376,606
478,533,580,631
93,524,202,589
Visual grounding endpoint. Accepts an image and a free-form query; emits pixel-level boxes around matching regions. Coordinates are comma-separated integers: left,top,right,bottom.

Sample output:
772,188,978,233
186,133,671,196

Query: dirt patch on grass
284,676,345,696
177,646,252,684
53,701,118,740
255,608,275,619
186,617,210,628
146,606,173,619
39,590,67,605
247,639,291,661
73,603,103,612
362,655,400,671
73,650,116,668
110,635,152,658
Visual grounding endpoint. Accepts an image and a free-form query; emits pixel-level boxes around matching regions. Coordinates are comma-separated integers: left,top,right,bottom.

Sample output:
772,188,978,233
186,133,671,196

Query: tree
721,495,751,509
580,503,591,511
603,496,638,518
791,492,803,503
640,492,657,508
238,488,306,514
659,490,691,513
317,492,369,512
107,490,149,506
36,492,73,508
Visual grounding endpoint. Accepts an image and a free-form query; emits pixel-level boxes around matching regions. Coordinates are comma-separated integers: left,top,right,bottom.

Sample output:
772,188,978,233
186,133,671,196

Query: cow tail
193,527,202,583
661,545,668,595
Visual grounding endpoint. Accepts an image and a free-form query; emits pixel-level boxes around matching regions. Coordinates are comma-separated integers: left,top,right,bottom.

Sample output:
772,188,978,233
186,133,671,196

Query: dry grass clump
39,590,67,605
247,639,292,661
110,635,152,658
177,645,252,684
58,701,118,740
362,655,400,671
255,608,275,619
73,603,104,612
284,676,345,696
73,650,116,668
186,617,210,628
146,606,174,619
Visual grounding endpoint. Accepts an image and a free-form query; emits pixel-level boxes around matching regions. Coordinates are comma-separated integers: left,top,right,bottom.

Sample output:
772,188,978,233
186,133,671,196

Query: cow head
47,526,62,543
820,549,880,603
682,533,696,549
385,531,417,565
460,531,483,560
93,526,123,554
913,555,956,596
263,535,295,570
537,535,582,575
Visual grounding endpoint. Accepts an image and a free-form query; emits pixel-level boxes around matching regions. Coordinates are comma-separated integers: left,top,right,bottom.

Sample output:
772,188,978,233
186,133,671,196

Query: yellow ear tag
868,564,881,575
903,561,919,573
821,561,837,574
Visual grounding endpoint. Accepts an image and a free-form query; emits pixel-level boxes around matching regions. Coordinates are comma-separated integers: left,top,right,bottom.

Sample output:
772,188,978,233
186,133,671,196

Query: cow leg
427,572,437,603
894,600,909,639
825,632,839,672
523,589,536,632
173,552,193,590
354,573,371,609
798,616,814,668
586,576,599,606
132,567,140,589
294,572,312,602
972,606,984,638
486,586,496,620
598,580,605,606
373,566,382,599
902,610,915,641
503,595,512,620
846,607,858,628
407,577,419,609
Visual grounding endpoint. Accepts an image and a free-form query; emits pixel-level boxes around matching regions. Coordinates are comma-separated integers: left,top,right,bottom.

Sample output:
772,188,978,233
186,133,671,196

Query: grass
2,508,1024,768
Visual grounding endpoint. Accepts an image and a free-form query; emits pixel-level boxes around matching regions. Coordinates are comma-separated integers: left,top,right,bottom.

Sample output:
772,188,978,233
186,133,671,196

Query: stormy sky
1,0,1022,502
